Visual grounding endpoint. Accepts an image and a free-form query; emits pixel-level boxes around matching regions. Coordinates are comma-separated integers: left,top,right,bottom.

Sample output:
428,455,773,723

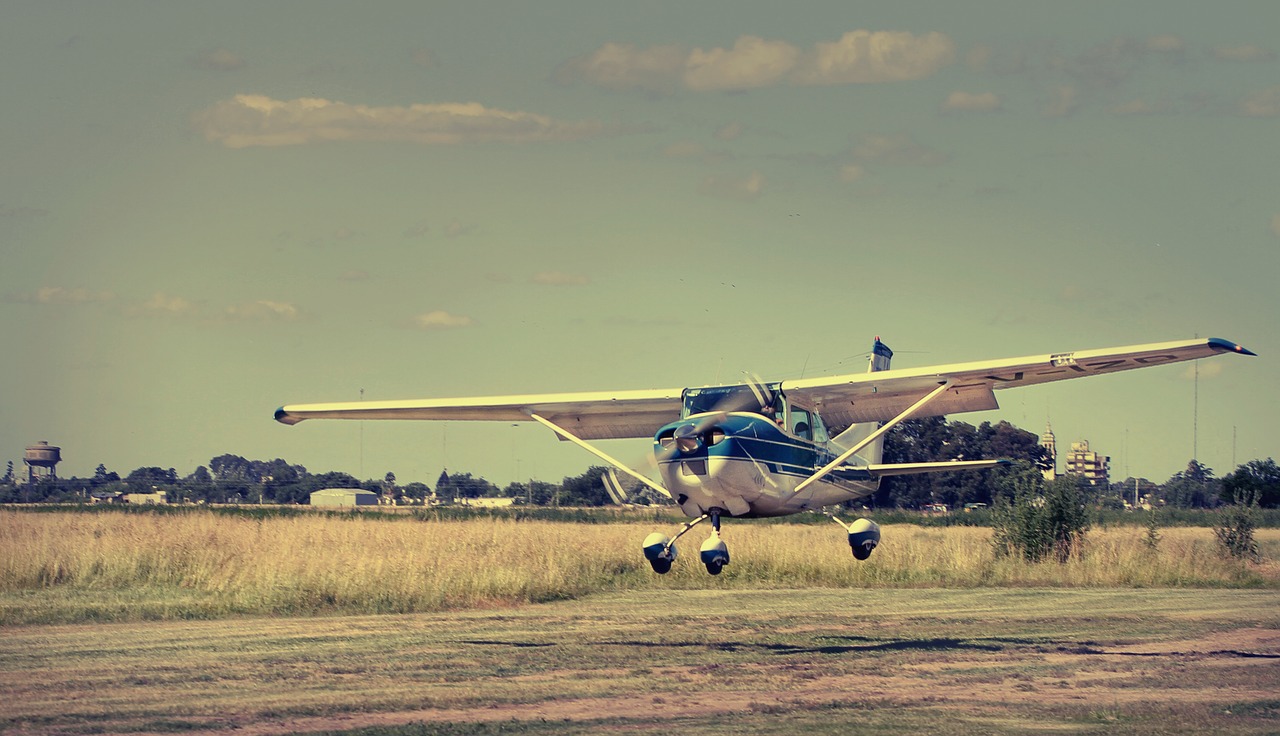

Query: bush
1215,491,1260,561
992,475,1090,563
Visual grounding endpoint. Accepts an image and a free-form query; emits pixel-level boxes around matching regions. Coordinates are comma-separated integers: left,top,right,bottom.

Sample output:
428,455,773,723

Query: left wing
275,387,683,440
783,337,1254,431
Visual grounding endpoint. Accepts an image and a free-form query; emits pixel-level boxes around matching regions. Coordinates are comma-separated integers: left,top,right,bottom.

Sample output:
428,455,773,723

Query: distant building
1039,422,1057,481
310,488,379,507
1065,440,1110,486
462,497,516,509
122,490,167,505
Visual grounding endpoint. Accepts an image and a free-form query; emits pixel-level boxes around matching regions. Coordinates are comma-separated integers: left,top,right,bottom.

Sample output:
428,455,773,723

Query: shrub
992,475,1089,563
1215,490,1260,561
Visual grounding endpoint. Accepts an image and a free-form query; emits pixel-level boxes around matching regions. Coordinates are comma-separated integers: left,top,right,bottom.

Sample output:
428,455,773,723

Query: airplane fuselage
654,411,876,519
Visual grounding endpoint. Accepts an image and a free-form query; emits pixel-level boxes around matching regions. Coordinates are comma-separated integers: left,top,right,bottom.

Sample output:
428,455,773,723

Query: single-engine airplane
276,336,1254,575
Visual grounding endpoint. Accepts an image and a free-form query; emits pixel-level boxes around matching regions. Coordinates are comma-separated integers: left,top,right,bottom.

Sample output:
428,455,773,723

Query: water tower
24,441,61,483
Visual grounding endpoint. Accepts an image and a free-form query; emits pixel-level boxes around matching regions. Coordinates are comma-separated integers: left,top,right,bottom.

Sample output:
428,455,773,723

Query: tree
1160,460,1219,508
1220,459,1280,509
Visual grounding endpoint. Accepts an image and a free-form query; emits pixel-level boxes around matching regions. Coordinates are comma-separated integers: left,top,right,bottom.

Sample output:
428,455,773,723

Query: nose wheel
642,510,730,575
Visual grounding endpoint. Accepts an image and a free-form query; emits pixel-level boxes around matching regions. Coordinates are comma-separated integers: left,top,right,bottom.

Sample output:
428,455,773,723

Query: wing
275,387,683,440
783,337,1254,431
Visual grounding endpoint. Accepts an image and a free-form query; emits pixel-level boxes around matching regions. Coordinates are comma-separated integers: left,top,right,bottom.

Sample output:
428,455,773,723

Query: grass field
1,509,1277,734
2,509,1277,625
1,588,1277,734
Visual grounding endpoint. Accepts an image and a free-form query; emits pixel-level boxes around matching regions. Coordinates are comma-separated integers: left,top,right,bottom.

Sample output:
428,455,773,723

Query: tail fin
829,337,893,463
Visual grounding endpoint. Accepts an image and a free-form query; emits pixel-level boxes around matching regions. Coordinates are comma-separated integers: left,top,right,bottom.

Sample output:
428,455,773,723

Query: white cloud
1042,85,1080,119
558,30,955,94
940,91,1002,113
713,122,744,141
412,310,474,330
699,171,765,201
1144,35,1187,55
410,48,438,68
6,286,114,305
684,36,799,91
194,95,621,148
838,163,865,183
129,292,195,317
1270,214,1280,238
532,271,589,286
790,30,956,85
554,42,688,94
444,220,476,238
1211,44,1275,62
850,133,949,166
191,48,244,71
1239,86,1280,117
225,300,300,321
1109,98,1168,116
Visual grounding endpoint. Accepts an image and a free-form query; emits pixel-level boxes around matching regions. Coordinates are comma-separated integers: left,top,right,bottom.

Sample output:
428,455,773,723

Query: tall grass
1,509,1275,624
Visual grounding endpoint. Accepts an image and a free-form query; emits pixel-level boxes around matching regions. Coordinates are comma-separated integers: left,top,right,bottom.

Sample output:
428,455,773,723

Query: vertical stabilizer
830,337,893,462
869,336,893,373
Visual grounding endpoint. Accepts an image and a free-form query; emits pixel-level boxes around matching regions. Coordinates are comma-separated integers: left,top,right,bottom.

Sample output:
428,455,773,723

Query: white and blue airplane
276,336,1254,575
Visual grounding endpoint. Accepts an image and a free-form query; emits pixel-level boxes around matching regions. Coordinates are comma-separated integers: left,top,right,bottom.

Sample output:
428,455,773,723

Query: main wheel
649,557,673,574
704,561,724,576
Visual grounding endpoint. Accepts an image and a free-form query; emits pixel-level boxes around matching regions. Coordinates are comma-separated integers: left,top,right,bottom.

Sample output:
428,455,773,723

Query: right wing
784,337,1254,431
275,387,684,440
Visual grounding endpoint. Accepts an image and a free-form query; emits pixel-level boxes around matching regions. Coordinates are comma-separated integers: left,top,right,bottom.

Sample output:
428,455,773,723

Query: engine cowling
847,518,880,560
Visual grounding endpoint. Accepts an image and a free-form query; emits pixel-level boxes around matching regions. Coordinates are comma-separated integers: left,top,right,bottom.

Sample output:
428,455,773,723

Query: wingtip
1207,337,1257,357
274,407,303,425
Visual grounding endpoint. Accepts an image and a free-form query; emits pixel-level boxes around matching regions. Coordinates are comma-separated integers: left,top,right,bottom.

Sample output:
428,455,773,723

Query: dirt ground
2,589,1277,735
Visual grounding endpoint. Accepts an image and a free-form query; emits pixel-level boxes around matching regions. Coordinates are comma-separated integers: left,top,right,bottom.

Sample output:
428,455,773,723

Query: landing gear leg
642,509,732,575
699,510,730,575
642,513,709,574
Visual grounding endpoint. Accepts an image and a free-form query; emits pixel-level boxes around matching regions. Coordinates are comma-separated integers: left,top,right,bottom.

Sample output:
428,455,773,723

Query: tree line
2,418,1276,510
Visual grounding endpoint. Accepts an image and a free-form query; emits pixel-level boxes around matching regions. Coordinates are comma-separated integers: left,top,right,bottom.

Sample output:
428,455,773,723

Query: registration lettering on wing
1050,352,1077,368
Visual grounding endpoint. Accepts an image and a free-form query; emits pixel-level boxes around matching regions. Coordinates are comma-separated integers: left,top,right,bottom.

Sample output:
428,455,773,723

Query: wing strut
792,380,952,496
528,413,673,500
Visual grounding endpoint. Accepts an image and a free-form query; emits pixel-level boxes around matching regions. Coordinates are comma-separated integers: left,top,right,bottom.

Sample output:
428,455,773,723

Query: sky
2,1,1277,489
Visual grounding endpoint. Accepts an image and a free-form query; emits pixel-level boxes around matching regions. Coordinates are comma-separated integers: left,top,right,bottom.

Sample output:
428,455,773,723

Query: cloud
850,133,949,166
193,95,622,148
684,36,799,91
1271,214,1280,238
661,139,731,165
1211,44,1275,62
338,270,370,282
412,310,474,330
402,222,429,238
1109,98,1168,116
940,91,1002,113
1042,85,1080,119
191,48,244,71
554,42,688,94
5,286,114,305
225,300,300,321
558,30,954,94
1144,35,1187,55
444,220,476,238
790,30,956,85
713,122,744,141
699,171,765,201
1239,86,1280,117
838,163,865,182
531,271,589,286
128,292,195,317
410,48,438,68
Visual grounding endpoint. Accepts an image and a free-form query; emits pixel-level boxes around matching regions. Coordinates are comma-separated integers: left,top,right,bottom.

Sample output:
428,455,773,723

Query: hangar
310,488,379,507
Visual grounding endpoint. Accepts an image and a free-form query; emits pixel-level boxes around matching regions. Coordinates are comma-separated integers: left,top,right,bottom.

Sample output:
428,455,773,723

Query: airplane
275,336,1254,575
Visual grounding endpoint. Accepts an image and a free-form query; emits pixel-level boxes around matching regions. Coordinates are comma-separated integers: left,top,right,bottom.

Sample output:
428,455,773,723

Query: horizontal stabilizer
862,459,1012,478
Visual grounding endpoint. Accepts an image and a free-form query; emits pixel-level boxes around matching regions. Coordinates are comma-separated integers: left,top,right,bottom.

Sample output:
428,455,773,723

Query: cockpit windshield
681,384,777,419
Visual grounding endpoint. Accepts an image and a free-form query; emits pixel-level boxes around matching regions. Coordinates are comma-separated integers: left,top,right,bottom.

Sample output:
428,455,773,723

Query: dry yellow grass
1,510,1275,624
